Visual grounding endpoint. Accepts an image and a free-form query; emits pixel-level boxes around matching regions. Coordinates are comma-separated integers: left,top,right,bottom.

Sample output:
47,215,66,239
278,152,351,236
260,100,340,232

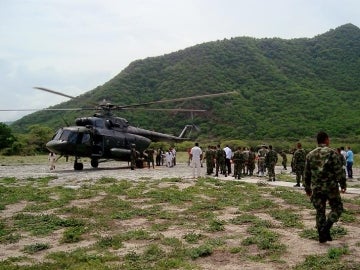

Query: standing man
304,131,346,243
190,142,203,179
293,142,306,187
130,144,137,170
257,145,267,177
346,146,354,179
205,145,214,175
224,145,232,176
265,145,278,181
215,144,226,177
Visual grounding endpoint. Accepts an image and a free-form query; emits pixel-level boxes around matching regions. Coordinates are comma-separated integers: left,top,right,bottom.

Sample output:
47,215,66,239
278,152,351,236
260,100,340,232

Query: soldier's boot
318,227,327,243
324,221,333,241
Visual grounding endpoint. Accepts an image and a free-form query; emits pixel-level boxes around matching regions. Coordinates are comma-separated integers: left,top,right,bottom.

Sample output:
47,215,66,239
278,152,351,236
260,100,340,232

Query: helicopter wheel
74,162,84,170
91,158,99,168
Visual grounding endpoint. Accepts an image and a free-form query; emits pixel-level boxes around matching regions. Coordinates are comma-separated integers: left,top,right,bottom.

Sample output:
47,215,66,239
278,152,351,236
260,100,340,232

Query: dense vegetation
10,23,360,142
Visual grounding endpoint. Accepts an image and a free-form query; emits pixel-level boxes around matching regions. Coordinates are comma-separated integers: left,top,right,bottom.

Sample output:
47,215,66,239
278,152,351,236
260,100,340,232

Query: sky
0,0,359,122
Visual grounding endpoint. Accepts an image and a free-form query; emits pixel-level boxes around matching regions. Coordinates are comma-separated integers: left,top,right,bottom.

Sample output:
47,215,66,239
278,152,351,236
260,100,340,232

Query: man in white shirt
224,145,232,175
190,142,203,178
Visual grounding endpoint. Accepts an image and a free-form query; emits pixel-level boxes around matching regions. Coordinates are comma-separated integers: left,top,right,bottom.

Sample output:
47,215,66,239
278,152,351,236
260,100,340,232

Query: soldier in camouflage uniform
293,142,306,187
130,144,137,170
205,145,214,175
279,150,287,170
247,147,256,176
257,145,267,177
232,147,244,179
304,131,346,243
215,144,227,177
265,145,278,181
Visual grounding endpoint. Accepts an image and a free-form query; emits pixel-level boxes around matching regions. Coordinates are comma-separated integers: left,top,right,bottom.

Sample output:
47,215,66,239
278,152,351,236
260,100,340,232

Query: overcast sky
0,0,359,122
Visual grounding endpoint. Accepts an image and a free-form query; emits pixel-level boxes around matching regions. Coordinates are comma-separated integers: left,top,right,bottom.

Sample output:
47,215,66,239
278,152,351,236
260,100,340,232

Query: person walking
346,146,354,179
280,150,287,170
48,152,57,171
265,145,278,181
304,131,346,243
190,142,203,179
293,143,306,187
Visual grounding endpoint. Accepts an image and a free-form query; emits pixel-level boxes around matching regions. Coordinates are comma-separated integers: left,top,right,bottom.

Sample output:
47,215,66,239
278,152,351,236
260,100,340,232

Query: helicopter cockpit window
53,129,63,140
59,130,71,141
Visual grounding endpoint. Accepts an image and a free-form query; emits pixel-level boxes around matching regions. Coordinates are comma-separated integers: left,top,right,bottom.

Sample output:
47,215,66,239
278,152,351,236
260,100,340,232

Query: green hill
11,23,360,141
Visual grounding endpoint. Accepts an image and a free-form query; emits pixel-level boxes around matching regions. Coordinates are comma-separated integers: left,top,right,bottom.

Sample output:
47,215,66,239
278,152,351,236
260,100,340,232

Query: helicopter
7,87,236,170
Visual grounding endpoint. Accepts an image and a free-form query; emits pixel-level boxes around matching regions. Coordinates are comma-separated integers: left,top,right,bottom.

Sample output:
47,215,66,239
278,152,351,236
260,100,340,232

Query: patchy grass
0,175,359,269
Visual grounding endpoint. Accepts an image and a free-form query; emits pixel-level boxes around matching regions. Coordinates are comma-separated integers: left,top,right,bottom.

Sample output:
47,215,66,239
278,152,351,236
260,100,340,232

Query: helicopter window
53,129,63,140
59,130,78,143
59,130,71,141
81,133,91,145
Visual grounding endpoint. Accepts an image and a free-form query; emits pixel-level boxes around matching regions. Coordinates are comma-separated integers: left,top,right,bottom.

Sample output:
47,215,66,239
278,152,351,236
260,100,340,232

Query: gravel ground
1,161,359,193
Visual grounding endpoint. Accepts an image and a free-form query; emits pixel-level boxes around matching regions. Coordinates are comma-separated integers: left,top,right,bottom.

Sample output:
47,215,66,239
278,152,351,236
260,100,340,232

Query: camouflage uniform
215,145,226,177
232,148,244,179
205,146,214,175
130,144,137,170
265,146,278,181
293,148,306,186
305,143,346,243
280,151,287,170
145,148,155,169
247,149,256,176
257,147,267,176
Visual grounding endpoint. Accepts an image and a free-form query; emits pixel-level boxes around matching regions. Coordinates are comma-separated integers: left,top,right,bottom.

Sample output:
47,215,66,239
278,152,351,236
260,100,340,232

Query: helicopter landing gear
74,158,84,170
91,158,99,168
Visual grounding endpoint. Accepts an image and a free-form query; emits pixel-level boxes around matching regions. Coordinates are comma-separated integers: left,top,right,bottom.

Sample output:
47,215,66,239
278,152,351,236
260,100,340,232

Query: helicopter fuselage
45,115,188,170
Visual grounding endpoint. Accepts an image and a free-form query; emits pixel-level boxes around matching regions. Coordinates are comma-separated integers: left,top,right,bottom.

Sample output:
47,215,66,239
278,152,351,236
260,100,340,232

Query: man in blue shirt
346,146,354,179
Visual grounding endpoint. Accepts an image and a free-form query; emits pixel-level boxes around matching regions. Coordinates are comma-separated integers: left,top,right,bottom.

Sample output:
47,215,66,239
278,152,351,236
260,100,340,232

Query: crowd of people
186,141,355,184
186,131,353,244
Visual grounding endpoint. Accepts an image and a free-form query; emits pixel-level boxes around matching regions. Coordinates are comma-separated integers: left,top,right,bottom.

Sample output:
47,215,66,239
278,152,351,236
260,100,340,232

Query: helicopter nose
46,140,68,154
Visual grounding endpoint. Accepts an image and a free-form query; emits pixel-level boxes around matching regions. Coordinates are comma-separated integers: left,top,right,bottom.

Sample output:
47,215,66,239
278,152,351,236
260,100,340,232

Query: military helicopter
8,87,236,170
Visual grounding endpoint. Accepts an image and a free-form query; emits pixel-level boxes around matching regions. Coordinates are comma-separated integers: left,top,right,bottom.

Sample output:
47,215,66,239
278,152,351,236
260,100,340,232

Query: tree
0,122,16,151
26,125,54,153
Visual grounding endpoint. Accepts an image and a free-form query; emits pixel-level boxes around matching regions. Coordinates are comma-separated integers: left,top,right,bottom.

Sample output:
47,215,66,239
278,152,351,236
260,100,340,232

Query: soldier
265,145,278,181
247,147,256,176
280,150,287,170
257,145,267,177
215,144,227,177
304,131,346,243
232,147,243,179
205,145,214,175
130,144,137,170
293,142,306,187
145,148,155,169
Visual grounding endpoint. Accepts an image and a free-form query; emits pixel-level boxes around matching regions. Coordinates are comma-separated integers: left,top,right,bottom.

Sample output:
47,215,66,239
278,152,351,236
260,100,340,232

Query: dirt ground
1,160,360,269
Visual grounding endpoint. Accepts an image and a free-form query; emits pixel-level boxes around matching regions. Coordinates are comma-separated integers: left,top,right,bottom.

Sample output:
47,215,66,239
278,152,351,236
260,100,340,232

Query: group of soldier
204,145,294,181
202,143,306,182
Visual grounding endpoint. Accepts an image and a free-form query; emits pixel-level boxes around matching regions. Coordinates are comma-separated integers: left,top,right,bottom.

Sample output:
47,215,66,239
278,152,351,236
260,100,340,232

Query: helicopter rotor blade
34,87,76,99
116,91,237,109
0,108,90,111
121,108,206,112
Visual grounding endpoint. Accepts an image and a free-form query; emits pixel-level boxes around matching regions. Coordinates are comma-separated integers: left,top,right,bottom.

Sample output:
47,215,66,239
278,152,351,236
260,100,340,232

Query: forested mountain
11,24,360,141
